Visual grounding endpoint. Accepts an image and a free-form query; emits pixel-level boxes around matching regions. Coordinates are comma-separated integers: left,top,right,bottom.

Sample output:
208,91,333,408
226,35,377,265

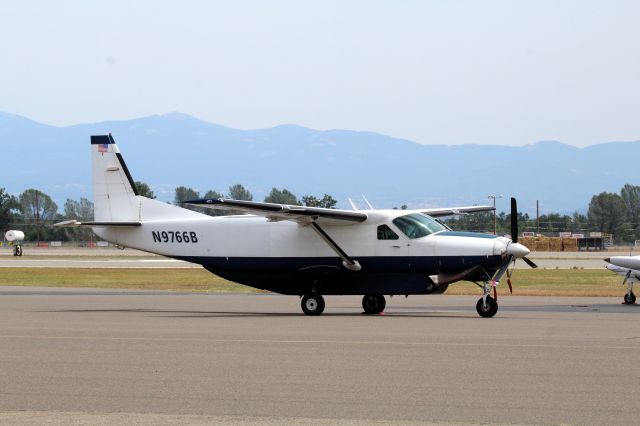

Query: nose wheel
362,294,386,314
301,293,325,315
476,295,498,317
475,281,498,317
624,291,636,305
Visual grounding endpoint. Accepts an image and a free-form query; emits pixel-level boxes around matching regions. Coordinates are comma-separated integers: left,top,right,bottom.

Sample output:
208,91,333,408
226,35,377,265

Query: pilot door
374,224,409,256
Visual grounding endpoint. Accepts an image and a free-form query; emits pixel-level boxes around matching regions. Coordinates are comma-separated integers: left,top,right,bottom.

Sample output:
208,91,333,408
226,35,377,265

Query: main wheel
362,294,386,314
476,296,498,318
301,293,325,315
13,245,22,257
624,292,636,304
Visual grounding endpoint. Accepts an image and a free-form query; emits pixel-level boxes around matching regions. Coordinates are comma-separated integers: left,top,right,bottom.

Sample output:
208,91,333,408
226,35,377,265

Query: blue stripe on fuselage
436,231,499,239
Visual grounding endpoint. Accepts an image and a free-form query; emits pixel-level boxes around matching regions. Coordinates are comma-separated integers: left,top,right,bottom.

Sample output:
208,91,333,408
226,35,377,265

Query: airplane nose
506,242,530,258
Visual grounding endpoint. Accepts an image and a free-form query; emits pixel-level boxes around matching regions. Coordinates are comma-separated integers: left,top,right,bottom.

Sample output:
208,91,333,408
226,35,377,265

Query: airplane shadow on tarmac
37,308,487,319
36,303,640,318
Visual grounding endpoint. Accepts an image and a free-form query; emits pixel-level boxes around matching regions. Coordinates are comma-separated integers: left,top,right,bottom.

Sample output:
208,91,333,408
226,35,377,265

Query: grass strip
0,268,626,297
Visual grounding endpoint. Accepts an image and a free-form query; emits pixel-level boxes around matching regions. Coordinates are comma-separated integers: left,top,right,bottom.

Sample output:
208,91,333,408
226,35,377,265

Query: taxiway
0,288,638,425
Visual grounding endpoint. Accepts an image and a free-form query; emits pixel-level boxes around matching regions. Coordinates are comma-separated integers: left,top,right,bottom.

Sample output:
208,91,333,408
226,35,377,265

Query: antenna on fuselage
362,195,374,210
347,198,359,211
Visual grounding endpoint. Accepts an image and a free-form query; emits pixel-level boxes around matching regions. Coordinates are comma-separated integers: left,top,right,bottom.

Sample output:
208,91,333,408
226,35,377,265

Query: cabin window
392,213,446,239
377,224,399,240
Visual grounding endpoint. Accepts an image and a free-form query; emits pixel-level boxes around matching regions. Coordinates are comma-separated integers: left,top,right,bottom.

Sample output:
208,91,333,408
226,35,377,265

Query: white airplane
56,134,536,317
604,256,640,304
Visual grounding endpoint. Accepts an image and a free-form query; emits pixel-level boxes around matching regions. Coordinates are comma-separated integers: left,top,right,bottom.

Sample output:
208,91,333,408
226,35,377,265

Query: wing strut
309,222,361,271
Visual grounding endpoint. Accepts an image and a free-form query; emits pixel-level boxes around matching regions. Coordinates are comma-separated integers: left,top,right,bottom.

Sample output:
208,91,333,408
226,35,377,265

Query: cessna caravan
56,134,536,317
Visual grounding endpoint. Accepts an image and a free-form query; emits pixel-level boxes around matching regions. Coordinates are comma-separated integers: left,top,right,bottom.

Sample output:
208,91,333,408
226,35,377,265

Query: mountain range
1,111,638,215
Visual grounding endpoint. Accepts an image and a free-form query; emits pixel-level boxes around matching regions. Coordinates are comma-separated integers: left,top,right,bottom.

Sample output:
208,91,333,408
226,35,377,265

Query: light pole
488,195,503,235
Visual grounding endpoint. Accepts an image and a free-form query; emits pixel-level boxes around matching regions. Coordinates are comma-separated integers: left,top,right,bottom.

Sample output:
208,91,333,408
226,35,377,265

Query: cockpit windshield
392,213,447,239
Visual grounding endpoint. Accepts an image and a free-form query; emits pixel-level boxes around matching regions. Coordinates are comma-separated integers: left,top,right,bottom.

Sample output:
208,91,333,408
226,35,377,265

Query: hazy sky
2,0,639,146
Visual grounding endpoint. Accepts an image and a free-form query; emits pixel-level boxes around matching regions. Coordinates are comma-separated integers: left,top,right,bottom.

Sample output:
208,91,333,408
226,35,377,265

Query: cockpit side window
392,213,446,239
377,224,399,240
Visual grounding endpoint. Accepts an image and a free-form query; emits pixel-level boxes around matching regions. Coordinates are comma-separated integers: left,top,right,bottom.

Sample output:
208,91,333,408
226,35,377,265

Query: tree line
0,183,337,242
444,184,640,243
2,182,640,243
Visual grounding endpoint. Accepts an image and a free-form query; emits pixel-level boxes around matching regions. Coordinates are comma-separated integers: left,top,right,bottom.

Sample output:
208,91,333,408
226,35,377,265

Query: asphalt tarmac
1,288,639,425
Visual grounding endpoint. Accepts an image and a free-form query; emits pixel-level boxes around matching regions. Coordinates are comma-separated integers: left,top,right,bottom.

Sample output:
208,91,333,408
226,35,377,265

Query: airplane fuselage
94,211,507,295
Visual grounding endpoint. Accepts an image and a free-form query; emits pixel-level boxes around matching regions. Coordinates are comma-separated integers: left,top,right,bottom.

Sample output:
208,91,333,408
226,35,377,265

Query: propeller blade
510,197,518,243
623,269,632,286
506,268,513,294
522,256,538,269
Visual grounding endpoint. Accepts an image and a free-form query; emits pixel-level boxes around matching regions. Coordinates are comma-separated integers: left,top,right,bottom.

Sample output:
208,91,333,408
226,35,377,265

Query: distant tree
135,181,156,199
0,188,19,232
64,198,94,221
204,190,224,199
18,189,58,241
444,211,494,233
621,184,640,239
588,192,629,242
392,204,407,210
63,198,95,241
264,188,298,205
174,186,200,203
301,194,337,209
228,184,253,201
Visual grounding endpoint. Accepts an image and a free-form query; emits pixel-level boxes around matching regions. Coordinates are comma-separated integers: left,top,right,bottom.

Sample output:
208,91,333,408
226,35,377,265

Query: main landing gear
300,293,387,315
301,293,325,315
362,294,385,314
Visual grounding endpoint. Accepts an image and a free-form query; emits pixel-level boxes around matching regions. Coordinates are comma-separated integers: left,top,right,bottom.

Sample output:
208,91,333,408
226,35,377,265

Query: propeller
511,197,518,244
509,197,537,269
491,197,537,297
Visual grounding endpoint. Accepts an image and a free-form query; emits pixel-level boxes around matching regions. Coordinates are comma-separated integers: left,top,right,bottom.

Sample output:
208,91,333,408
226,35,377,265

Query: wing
422,205,495,218
184,198,368,225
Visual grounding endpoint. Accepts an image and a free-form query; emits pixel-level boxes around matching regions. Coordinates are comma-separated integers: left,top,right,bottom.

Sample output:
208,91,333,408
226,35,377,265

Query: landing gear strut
476,281,498,317
301,292,325,315
362,294,386,314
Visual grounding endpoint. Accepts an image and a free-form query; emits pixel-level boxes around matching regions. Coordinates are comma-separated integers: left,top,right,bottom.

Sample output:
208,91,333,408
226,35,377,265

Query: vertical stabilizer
91,134,139,222
91,134,207,223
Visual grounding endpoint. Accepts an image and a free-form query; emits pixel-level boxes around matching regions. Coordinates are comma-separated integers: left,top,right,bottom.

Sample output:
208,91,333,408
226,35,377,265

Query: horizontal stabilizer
54,220,142,228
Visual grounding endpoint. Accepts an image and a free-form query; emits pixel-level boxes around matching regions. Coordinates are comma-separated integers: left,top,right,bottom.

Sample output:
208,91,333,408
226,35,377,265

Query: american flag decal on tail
98,143,109,153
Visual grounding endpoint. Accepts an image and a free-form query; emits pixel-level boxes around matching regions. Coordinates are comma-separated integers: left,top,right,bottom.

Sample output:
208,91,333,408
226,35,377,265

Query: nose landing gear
476,281,498,317
623,291,636,305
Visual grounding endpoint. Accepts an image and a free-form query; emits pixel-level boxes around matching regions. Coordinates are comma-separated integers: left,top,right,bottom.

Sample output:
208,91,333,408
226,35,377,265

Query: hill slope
1,112,637,214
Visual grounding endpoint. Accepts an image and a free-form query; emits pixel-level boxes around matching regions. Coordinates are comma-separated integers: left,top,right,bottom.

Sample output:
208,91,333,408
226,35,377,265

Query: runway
1,288,639,425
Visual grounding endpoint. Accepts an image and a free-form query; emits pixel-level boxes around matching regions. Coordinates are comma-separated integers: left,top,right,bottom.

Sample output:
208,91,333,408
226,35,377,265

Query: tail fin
91,134,203,221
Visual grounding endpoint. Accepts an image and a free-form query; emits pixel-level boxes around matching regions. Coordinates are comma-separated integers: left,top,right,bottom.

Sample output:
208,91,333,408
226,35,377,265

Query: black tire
362,294,385,314
476,296,498,318
301,293,325,315
13,245,22,257
624,292,636,305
